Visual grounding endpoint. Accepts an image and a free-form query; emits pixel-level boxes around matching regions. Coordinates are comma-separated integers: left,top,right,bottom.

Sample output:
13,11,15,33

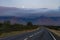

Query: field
0,27,39,38
48,29,60,36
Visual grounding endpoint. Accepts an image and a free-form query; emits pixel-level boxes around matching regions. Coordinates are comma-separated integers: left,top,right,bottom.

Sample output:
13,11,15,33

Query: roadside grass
0,31,24,38
0,21,40,38
0,28,39,38
48,29,60,36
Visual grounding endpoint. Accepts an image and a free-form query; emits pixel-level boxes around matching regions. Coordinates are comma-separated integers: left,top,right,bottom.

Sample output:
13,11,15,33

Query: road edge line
49,32,56,40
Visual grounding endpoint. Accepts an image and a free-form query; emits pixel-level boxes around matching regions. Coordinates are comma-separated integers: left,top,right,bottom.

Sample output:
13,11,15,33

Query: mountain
0,16,60,26
0,6,60,25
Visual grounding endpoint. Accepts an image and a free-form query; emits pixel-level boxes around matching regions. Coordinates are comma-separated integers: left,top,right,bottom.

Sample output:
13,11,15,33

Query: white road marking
49,32,56,40
24,28,41,40
29,31,40,38
29,35,34,38
24,38,28,40
34,32,40,35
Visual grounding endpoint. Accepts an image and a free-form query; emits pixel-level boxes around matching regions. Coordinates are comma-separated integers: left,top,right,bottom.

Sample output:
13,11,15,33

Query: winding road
0,28,60,40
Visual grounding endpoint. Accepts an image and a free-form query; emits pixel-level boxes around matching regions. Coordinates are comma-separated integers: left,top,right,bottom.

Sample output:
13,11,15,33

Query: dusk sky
0,0,60,9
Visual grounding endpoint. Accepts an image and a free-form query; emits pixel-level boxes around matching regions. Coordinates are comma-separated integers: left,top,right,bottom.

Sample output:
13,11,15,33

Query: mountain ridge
0,6,60,25
0,16,60,26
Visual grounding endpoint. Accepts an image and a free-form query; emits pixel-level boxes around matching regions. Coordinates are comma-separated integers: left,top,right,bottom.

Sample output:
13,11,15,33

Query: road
0,28,60,40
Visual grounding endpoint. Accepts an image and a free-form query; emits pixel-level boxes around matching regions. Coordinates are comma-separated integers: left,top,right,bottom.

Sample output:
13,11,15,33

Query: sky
0,0,60,9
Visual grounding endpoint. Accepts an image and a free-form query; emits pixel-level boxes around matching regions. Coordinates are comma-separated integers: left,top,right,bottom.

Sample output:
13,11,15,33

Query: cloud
0,0,60,9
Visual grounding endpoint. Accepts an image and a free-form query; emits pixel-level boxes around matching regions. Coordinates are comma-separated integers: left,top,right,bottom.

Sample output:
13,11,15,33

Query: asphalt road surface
0,28,60,40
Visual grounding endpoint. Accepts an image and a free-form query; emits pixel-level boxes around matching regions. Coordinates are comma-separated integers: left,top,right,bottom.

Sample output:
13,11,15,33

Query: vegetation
0,21,38,35
44,25,60,30
0,20,60,37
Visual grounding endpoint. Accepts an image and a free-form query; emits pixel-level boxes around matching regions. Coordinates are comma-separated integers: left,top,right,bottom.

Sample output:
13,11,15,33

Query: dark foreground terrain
0,28,60,40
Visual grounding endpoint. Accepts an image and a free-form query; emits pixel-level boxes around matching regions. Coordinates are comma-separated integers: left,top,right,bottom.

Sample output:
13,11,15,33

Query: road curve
0,28,59,40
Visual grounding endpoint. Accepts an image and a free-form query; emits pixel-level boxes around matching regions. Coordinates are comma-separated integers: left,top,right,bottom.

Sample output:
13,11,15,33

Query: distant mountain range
0,6,60,25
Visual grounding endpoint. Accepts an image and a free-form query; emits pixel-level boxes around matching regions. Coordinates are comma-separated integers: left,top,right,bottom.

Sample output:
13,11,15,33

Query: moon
22,6,24,8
